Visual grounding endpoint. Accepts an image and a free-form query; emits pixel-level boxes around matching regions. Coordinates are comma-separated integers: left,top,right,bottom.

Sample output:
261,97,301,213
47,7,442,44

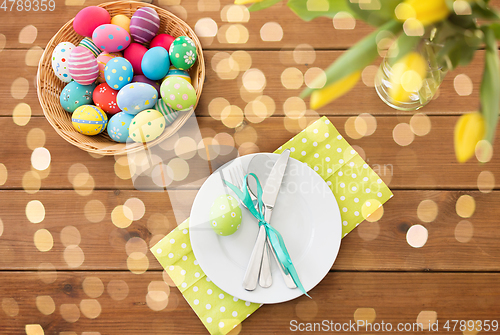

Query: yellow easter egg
72,105,108,135
111,14,131,34
129,109,166,143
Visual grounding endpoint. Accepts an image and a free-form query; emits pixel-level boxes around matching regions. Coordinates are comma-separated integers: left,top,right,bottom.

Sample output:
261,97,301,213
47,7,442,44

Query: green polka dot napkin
151,116,392,335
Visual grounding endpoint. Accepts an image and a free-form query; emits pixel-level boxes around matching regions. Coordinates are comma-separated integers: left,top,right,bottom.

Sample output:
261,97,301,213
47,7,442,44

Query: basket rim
37,0,205,156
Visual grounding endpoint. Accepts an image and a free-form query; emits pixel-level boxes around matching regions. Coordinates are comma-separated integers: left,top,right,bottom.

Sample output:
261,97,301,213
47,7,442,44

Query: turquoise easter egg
162,66,191,84
71,105,108,135
117,82,158,115
160,77,196,111
107,112,134,142
168,36,197,70
141,47,170,81
60,81,96,113
104,57,133,90
209,194,242,236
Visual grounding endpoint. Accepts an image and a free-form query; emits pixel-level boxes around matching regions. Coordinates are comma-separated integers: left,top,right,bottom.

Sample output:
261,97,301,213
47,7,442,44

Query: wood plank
0,116,498,190
0,0,373,50
0,271,499,334
2,49,485,116
0,190,498,271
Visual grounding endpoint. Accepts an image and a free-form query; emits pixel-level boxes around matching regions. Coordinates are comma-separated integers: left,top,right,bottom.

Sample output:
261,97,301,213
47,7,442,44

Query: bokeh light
454,74,473,96
11,78,29,100
83,277,104,299
260,22,283,41
417,311,437,330
281,67,303,89
37,263,57,284
107,280,129,301
60,304,80,323
19,25,37,43
417,200,438,223
31,147,51,171
410,113,431,136
84,200,106,223
333,12,356,30
455,220,473,243
293,44,315,65
406,224,428,248
26,200,45,223
34,229,53,252
80,299,102,319
2,298,19,317
456,195,475,218
36,296,55,315
393,123,414,146
25,325,44,335
124,198,146,221
13,103,31,125
111,205,133,228
304,68,326,89
127,252,149,274
27,128,46,150
60,226,81,247
64,245,85,268
354,308,376,324
477,170,495,193
195,18,218,38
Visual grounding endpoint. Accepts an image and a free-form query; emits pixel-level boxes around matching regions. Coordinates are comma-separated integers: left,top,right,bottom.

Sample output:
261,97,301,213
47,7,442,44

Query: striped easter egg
96,52,122,82
130,7,160,44
71,105,108,135
155,98,180,126
78,37,102,58
68,46,99,85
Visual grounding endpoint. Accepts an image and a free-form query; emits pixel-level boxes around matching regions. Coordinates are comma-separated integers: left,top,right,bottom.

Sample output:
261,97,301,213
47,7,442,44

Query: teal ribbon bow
224,173,310,298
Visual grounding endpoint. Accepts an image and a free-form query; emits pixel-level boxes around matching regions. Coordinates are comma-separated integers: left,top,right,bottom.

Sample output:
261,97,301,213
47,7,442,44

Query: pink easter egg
73,6,111,37
150,34,175,51
123,43,148,75
68,46,99,85
92,24,131,53
96,51,122,83
129,7,160,44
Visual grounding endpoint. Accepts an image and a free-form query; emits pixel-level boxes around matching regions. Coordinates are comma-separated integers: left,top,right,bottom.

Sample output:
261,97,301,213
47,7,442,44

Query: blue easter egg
60,81,97,113
104,57,133,90
107,112,134,142
141,47,170,81
117,82,158,115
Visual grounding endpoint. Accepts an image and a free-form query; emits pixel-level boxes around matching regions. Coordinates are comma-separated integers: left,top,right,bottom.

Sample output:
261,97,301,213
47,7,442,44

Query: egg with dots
155,98,180,127
209,194,242,236
71,105,108,136
93,83,120,114
129,7,160,44
104,57,133,90
117,83,158,115
150,33,175,51
111,14,131,33
78,37,102,58
132,74,160,95
51,42,76,83
169,36,197,70
92,24,131,53
96,51,122,82
107,112,134,143
60,81,96,113
129,109,166,143
142,47,170,81
123,43,148,75
68,46,99,85
160,77,197,111
73,6,111,37
162,66,191,84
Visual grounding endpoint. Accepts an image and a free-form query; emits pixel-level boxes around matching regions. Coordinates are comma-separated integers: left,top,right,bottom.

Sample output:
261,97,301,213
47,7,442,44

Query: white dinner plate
189,153,342,304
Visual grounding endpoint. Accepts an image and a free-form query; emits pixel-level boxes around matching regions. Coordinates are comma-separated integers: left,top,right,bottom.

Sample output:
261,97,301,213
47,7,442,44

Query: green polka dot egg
209,194,242,236
160,77,197,111
129,109,165,143
168,36,197,70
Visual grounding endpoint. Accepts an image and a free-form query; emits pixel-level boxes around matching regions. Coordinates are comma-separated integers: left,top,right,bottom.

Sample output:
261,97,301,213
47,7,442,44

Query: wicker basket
37,1,205,155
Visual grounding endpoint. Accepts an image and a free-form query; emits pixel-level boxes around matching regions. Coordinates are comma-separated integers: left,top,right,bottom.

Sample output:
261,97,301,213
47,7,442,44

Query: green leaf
436,37,477,70
489,22,500,39
300,20,402,98
470,2,500,20
248,0,283,12
347,0,403,26
286,0,355,22
480,26,499,144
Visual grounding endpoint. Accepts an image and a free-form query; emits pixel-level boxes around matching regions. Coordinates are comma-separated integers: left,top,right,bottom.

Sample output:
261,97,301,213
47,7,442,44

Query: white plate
189,153,342,304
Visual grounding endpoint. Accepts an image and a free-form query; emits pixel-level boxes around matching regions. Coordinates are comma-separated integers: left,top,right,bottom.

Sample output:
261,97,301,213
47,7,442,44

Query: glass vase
374,40,447,111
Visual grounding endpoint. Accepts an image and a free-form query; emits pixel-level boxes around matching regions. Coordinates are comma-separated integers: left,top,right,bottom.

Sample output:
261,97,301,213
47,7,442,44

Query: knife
242,149,296,290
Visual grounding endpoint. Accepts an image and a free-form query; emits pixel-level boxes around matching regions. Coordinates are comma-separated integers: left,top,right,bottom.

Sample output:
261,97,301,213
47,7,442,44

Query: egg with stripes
117,82,158,115
129,7,160,44
51,42,76,83
129,109,166,143
162,66,191,84
71,105,108,135
92,24,131,53
68,46,99,85
78,37,102,58
96,51,122,82
104,57,133,90
155,98,180,126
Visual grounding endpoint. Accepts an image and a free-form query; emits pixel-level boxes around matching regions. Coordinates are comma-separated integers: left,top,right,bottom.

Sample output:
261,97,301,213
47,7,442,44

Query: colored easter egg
163,66,191,84
155,98,180,126
129,109,166,143
129,7,160,44
104,57,133,90
132,75,160,95
71,105,108,135
141,47,170,81
160,77,197,111
169,36,197,70
150,33,175,51
96,51,122,82
78,37,102,58
92,24,131,53
123,43,148,75
73,6,111,37
209,194,242,236
107,112,134,142
68,46,99,85
51,42,76,83
60,81,96,113
93,83,120,114
117,82,158,115
111,14,131,33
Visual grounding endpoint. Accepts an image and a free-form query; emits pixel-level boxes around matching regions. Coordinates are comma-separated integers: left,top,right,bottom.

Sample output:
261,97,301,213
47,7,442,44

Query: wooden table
1,0,500,334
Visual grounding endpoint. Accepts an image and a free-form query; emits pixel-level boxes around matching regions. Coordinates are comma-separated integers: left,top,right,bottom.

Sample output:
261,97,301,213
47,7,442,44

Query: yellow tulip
388,51,428,104
395,0,450,26
454,112,486,163
234,0,262,4
310,71,361,110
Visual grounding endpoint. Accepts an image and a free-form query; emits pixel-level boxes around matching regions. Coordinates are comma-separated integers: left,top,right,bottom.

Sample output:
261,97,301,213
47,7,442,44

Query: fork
223,162,273,290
